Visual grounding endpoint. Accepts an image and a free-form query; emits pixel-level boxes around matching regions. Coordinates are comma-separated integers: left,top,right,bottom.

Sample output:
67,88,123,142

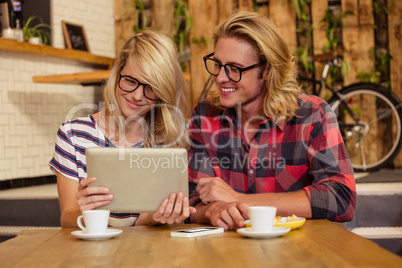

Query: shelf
32,70,191,85
1,38,190,85
0,38,115,67
32,70,111,85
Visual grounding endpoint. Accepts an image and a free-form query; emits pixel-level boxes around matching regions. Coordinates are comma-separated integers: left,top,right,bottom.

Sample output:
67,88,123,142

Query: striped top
49,115,142,227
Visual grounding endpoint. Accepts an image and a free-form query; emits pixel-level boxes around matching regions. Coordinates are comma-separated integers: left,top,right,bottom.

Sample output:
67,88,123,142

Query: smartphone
170,227,224,238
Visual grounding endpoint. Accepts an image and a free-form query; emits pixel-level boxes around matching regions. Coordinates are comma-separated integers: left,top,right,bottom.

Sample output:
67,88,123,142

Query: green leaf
341,61,351,77
292,0,302,18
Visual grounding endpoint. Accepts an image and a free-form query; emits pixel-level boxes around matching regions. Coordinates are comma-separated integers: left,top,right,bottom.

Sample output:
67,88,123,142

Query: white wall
0,0,115,181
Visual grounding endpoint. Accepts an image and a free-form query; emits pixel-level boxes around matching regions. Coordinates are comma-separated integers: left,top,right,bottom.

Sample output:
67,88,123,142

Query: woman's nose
131,86,145,100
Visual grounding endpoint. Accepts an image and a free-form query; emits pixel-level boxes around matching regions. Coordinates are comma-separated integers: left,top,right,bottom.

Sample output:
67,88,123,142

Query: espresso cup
248,206,277,232
77,210,110,234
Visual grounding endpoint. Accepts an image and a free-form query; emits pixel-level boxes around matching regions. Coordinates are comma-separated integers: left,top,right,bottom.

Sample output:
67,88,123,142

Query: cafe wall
0,0,115,181
2,0,401,182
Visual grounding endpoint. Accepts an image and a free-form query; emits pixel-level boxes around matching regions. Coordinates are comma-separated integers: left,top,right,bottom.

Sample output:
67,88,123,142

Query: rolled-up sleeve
303,104,356,222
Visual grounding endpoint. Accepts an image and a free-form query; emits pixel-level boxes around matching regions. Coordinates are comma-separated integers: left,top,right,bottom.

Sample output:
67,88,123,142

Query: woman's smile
124,97,145,109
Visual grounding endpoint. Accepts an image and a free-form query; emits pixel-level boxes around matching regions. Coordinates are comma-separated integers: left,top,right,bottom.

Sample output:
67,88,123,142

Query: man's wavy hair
103,31,189,148
208,11,302,123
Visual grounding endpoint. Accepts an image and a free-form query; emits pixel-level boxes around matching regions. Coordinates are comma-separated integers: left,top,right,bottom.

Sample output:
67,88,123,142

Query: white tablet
86,147,189,213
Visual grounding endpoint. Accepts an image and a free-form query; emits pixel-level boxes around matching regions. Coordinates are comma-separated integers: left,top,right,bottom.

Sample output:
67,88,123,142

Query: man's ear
262,68,269,80
259,64,270,80
263,70,269,79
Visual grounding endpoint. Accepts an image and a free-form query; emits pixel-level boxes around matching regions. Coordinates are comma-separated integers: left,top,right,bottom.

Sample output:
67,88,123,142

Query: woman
50,31,195,228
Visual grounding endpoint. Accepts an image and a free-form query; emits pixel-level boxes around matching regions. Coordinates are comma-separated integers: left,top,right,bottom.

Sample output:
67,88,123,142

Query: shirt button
249,170,254,174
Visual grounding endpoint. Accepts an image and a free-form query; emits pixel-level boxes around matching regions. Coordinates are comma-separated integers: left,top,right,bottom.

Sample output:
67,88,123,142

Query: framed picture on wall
61,21,90,52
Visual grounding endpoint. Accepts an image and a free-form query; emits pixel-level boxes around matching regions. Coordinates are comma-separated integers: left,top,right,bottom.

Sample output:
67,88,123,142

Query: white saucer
237,227,291,239
71,229,122,241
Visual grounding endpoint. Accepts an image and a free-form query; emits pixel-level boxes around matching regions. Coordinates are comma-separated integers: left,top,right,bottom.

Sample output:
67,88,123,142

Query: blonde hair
209,11,302,122
103,31,189,148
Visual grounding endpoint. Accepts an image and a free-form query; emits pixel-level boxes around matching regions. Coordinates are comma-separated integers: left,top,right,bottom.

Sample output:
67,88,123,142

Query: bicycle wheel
328,83,402,172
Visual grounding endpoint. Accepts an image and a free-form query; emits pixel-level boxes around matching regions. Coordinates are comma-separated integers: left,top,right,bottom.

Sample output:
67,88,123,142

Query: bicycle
299,50,402,172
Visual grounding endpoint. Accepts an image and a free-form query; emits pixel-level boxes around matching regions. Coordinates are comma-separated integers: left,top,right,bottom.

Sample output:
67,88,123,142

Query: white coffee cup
248,206,277,232
77,210,110,234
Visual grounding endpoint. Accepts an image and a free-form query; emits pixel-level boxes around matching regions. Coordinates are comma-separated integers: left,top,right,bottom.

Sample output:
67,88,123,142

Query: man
187,11,355,230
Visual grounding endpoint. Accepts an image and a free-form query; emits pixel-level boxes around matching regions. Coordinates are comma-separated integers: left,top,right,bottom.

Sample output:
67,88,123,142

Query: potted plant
23,15,51,45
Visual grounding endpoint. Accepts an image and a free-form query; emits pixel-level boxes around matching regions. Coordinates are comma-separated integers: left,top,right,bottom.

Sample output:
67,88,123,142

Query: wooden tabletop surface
0,220,401,267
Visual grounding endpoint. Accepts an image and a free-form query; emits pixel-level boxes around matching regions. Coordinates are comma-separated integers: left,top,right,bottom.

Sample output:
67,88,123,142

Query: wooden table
0,220,401,267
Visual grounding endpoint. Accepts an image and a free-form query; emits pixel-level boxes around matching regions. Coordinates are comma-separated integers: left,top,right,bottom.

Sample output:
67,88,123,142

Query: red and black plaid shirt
188,94,356,222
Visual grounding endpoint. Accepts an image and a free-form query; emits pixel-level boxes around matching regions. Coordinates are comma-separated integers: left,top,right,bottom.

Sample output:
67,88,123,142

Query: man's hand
203,201,249,230
197,177,241,204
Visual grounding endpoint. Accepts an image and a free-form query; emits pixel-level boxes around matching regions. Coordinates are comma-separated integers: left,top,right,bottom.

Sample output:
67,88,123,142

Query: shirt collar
222,108,286,132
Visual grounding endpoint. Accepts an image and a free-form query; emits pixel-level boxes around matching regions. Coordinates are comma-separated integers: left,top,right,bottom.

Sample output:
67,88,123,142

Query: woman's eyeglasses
118,74,159,101
203,52,266,82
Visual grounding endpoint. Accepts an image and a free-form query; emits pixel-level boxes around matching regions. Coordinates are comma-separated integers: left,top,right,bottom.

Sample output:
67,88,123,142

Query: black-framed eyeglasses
118,74,159,101
203,52,266,82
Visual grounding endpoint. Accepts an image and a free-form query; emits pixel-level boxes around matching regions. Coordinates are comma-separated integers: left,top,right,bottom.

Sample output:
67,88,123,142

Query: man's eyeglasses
203,52,266,82
118,74,159,101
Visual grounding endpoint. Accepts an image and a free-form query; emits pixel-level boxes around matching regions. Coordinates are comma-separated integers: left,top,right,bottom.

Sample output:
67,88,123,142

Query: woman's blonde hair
209,11,302,122
103,31,189,148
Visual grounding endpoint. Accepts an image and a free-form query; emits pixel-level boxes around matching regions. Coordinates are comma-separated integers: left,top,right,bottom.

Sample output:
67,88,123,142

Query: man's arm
190,177,311,230
303,102,356,222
